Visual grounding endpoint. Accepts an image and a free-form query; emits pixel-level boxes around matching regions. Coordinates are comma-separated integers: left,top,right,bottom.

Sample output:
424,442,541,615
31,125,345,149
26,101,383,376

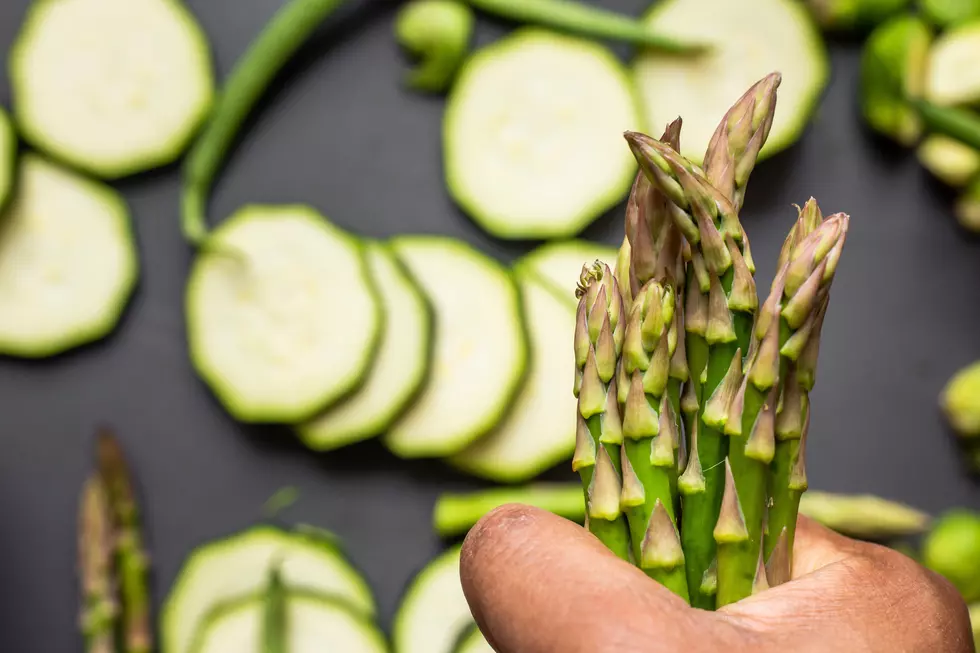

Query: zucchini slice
632,0,829,165
0,108,13,209
297,241,433,451
162,526,375,653
384,236,527,458
453,624,494,653
917,135,980,186
8,0,214,179
444,28,643,239
0,154,137,357
517,240,619,306
926,20,980,106
186,205,382,424
194,592,387,653
448,269,578,482
393,546,489,653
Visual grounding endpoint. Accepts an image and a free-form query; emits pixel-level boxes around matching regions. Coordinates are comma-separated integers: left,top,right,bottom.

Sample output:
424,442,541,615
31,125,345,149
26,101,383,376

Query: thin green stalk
97,430,150,653
262,563,288,653
79,474,118,653
181,0,349,244
464,0,709,53
433,483,587,537
913,100,980,151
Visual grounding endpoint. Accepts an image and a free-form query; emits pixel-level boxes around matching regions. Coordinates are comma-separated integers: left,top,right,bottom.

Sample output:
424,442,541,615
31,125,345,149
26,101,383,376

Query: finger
459,504,726,653
725,518,975,652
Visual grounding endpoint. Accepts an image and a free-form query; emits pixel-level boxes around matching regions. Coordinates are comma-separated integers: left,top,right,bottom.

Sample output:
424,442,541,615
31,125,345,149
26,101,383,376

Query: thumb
459,504,721,652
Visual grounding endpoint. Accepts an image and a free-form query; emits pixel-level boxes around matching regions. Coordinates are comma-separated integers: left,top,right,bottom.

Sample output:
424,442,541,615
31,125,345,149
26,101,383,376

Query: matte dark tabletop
0,0,978,649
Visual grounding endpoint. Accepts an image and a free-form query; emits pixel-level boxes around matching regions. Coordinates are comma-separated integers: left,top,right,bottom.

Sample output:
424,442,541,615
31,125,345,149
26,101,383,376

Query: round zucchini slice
162,526,375,653
186,205,382,424
925,20,980,106
297,241,433,450
8,0,214,179
448,270,579,482
194,592,386,653
384,236,527,458
517,240,619,307
444,28,643,239
453,624,494,653
0,153,137,357
632,0,829,165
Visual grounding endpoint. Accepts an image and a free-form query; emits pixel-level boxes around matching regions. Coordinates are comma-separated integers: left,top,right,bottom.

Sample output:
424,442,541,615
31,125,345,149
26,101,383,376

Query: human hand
460,505,975,652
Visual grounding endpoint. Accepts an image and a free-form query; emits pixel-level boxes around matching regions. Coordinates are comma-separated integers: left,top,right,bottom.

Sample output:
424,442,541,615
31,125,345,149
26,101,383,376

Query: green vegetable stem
395,0,474,93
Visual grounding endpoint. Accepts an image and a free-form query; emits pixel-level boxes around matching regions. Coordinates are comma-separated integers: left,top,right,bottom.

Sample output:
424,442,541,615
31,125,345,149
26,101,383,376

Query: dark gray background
0,0,978,649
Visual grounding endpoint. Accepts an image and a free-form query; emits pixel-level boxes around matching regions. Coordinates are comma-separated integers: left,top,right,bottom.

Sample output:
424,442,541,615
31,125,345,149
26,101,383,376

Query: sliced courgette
297,241,432,450
925,20,980,106
633,0,829,164
8,0,214,179
444,28,643,239
393,546,490,653
384,236,527,458
186,205,382,424
917,135,980,186
448,269,578,482
194,592,387,653
162,525,375,653
452,623,493,653
0,108,13,210
0,153,137,357
516,240,619,306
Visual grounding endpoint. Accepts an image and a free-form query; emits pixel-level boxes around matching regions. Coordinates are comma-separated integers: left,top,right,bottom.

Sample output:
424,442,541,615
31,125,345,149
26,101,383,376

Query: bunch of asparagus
572,73,851,609
78,429,152,653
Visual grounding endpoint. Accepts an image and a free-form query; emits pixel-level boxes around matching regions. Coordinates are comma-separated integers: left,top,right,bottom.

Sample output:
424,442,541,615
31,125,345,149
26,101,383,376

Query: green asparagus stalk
79,474,118,653
624,72,778,609
573,262,631,560
620,279,689,599
395,0,475,93
97,430,151,653
262,562,289,653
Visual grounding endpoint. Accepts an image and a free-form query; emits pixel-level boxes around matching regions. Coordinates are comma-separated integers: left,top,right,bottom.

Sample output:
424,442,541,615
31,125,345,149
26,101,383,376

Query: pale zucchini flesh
633,0,829,165
444,28,643,239
926,20,980,106
516,240,619,307
162,526,375,653
384,236,527,458
194,592,387,653
448,270,579,482
0,154,137,357
453,624,494,653
393,546,488,653
298,241,432,450
9,0,214,179
0,108,13,209
186,205,382,424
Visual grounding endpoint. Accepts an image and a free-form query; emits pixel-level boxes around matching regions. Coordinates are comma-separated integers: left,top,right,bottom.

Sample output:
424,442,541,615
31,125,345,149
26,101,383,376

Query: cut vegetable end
0,153,138,358
162,526,375,653
448,271,579,482
9,0,215,179
384,236,528,458
297,242,433,450
926,21,980,106
917,135,980,187
444,28,643,239
633,0,829,165
194,592,386,653
393,546,477,653
517,240,620,305
186,205,382,424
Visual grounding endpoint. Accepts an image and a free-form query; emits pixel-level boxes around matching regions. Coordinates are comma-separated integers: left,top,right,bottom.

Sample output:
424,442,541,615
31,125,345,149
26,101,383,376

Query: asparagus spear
620,279,689,599
624,72,778,609
97,430,152,653
79,474,118,653
262,562,289,653
573,262,631,560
